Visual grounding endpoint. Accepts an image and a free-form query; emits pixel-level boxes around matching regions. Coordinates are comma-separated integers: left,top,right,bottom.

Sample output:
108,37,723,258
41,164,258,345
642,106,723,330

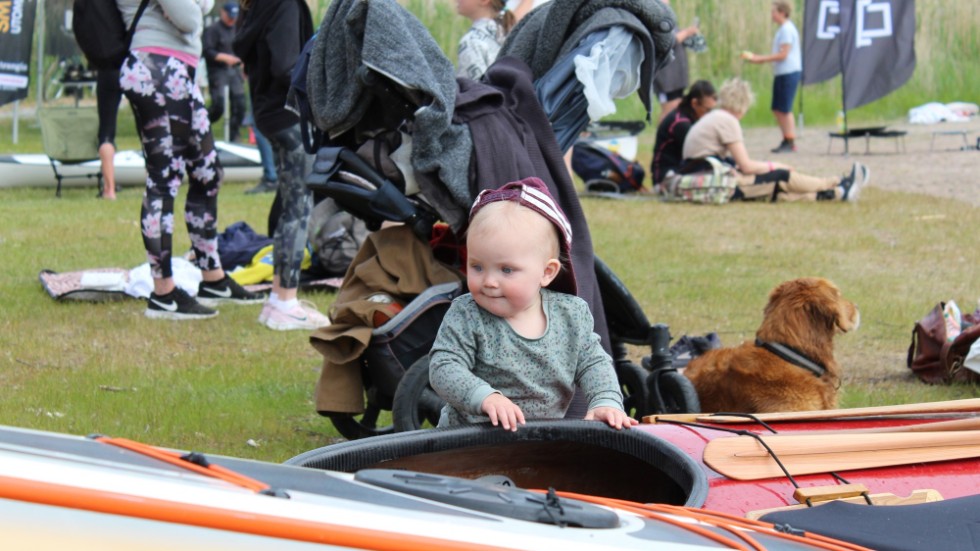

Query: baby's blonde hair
467,201,560,259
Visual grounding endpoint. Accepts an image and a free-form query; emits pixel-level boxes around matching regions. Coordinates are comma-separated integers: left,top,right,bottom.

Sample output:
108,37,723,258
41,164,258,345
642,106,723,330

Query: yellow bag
229,245,312,285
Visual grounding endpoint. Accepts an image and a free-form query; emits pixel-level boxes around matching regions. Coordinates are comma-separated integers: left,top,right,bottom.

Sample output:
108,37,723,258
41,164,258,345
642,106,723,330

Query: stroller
301,0,698,440
307,147,699,440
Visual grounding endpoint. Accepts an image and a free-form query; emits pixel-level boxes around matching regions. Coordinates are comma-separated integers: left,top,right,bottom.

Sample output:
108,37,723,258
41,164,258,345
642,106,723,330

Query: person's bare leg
773,110,796,144
153,276,175,296
99,142,117,199
271,275,298,302
202,268,226,284
155,268,226,295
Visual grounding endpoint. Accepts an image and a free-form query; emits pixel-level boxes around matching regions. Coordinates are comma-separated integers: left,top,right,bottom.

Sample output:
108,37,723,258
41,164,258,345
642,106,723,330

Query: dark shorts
657,88,684,104
771,71,801,113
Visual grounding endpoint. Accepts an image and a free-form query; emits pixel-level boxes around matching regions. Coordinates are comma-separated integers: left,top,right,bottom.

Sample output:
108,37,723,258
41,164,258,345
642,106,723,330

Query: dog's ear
800,279,841,333
804,278,858,334
833,293,860,333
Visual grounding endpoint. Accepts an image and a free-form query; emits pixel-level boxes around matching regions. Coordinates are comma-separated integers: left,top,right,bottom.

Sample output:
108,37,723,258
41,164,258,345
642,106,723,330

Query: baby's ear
540,258,561,287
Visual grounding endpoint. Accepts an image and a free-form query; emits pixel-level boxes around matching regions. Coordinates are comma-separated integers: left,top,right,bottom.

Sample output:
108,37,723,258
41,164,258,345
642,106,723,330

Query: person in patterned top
455,0,515,79
429,178,638,431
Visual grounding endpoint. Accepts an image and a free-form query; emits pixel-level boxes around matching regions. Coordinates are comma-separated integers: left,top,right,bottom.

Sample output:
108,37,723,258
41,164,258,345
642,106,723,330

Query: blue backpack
571,142,646,193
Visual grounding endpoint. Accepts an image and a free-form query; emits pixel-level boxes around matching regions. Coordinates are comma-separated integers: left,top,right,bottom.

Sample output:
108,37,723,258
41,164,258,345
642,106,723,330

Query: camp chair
36,106,103,197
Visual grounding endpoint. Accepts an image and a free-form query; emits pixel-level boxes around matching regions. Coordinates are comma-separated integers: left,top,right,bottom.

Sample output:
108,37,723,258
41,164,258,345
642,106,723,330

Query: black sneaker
816,188,837,201
245,177,278,195
145,287,218,320
198,275,265,306
770,140,797,153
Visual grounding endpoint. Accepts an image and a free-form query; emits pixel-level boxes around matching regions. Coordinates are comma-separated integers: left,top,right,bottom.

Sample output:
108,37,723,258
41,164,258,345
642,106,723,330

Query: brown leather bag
907,303,980,384
907,303,947,383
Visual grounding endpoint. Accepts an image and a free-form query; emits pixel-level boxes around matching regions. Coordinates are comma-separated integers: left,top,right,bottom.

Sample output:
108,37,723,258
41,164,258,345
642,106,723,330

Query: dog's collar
755,338,826,378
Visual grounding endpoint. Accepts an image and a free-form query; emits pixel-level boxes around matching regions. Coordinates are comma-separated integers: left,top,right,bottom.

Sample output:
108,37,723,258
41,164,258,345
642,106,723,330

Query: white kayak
0,141,263,189
0,424,865,550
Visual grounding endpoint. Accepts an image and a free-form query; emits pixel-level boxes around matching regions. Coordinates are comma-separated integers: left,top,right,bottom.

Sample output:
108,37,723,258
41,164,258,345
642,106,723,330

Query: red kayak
288,399,980,519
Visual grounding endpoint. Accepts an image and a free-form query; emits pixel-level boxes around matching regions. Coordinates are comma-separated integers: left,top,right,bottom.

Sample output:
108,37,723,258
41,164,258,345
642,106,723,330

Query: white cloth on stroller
575,26,644,121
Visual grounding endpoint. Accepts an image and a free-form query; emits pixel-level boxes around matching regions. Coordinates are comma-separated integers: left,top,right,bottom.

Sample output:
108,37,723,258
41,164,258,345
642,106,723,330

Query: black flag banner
0,0,37,107
802,0,842,85
839,0,916,110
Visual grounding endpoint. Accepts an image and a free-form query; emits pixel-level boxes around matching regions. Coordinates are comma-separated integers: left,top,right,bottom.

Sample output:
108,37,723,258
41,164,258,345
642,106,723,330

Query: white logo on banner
855,0,893,47
816,0,841,40
814,0,894,48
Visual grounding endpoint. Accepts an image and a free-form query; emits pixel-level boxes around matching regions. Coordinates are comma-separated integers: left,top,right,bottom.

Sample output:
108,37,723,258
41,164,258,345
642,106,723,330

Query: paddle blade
704,430,980,480
650,398,980,424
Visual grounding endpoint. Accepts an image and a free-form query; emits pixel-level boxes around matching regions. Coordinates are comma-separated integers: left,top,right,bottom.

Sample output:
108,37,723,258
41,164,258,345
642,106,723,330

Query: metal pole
13,101,19,144
839,0,851,155
798,0,805,130
798,83,804,130
35,0,45,107
223,85,230,142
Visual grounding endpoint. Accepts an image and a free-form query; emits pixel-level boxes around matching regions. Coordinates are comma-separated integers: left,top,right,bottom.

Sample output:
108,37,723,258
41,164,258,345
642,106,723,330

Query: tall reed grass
397,0,979,126
3,0,973,130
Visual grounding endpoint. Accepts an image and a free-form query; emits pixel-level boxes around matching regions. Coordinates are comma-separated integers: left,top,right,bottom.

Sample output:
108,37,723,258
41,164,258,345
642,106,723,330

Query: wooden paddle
830,417,980,434
703,429,980,480
644,398,980,424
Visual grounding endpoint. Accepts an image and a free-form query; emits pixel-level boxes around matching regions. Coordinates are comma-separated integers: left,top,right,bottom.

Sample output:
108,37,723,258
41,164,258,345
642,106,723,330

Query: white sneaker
842,162,868,202
259,300,331,331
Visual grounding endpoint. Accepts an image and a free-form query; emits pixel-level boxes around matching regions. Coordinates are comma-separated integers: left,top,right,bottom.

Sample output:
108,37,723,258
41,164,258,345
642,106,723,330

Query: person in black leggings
96,68,122,199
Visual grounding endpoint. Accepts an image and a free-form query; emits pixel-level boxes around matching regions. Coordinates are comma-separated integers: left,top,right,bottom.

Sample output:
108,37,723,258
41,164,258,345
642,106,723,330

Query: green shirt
430,289,623,426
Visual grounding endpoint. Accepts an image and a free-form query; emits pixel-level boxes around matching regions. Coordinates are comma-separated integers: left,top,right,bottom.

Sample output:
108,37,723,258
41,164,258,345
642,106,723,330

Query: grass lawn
1,0,978,459
2,156,978,463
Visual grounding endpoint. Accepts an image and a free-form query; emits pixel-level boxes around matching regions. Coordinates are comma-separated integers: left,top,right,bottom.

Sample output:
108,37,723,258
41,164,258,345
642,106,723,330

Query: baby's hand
585,407,639,430
481,393,526,432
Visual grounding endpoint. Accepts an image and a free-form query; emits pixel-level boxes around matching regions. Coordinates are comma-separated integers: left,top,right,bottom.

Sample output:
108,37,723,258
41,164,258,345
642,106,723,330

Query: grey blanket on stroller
306,0,473,211
499,0,677,118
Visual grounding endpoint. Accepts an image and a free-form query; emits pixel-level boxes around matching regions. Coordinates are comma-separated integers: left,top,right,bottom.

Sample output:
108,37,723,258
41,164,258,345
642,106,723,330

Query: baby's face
466,209,557,321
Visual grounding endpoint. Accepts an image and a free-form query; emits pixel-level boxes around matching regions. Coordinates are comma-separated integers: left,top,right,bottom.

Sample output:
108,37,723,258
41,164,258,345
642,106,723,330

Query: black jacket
202,19,244,92
233,0,313,135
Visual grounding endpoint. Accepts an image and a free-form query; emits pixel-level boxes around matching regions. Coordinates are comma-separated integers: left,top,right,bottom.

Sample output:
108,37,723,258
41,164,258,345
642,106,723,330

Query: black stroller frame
307,147,699,441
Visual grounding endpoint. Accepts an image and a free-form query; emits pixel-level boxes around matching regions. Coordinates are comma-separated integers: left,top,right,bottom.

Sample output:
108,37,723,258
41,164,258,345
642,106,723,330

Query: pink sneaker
259,300,331,331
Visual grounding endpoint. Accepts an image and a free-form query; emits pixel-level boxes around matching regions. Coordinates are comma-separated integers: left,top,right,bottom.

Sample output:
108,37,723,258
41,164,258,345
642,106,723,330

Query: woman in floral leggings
118,0,260,320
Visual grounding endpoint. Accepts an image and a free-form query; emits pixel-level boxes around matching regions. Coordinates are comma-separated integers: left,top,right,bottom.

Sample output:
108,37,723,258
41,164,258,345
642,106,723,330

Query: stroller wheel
392,355,446,432
584,179,621,195
648,370,700,415
327,385,396,440
616,360,650,419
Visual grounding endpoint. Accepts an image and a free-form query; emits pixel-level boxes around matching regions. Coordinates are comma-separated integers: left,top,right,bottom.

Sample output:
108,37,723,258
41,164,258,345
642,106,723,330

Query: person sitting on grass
651,79,717,187
680,78,869,202
429,177,638,432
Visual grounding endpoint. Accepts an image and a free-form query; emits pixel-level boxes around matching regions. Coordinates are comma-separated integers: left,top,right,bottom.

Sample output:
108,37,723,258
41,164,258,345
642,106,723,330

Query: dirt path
741,118,980,207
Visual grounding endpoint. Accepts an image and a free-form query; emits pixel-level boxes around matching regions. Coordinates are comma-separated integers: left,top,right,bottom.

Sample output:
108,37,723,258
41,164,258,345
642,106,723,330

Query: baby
429,177,638,431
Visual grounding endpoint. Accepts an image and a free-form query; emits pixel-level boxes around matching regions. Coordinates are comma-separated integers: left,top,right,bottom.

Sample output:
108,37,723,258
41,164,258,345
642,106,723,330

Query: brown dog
683,277,859,413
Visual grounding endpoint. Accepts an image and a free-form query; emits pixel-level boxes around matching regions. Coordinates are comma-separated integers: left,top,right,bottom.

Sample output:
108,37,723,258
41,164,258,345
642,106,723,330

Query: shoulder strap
127,0,153,42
